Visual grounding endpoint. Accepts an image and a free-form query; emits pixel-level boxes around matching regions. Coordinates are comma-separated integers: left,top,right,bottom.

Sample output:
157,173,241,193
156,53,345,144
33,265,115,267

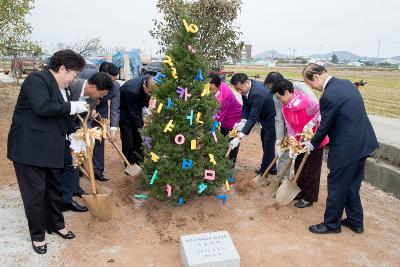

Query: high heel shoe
47,229,75,239
32,241,47,254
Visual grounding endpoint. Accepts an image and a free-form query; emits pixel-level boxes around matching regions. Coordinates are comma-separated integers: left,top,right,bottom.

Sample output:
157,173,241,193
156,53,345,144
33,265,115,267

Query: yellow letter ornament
164,120,174,133
208,154,217,165
201,84,210,97
195,112,204,124
150,152,160,162
182,19,198,33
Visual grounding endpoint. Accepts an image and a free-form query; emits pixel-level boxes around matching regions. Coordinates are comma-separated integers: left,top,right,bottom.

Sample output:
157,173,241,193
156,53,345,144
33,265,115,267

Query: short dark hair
230,73,249,85
209,74,222,87
99,62,119,76
271,79,294,96
87,72,113,91
264,72,284,86
48,49,85,72
302,63,327,81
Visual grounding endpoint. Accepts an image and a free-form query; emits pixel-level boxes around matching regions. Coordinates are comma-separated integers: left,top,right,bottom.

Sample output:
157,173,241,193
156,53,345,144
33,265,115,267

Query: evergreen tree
141,18,234,204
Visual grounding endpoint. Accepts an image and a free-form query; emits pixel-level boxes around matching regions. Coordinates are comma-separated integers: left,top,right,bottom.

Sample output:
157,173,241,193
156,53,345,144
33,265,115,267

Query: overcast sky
28,0,400,58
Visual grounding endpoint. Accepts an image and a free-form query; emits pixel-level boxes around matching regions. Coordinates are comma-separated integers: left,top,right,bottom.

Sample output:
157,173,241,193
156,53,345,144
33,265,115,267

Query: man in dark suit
230,73,276,181
60,72,113,212
302,64,379,234
119,75,157,165
7,49,87,254
79,62,120,181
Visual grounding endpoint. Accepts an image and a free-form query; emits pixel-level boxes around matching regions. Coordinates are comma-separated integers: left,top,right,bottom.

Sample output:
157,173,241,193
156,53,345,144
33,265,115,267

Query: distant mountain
309,51,364,62
254,50,287,59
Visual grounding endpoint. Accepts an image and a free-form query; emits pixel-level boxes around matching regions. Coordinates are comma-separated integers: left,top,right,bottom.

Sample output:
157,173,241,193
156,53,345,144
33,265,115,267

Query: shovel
225,144,233,158
264,157,293,197
93,117,142,177
252,156,279,186
77,113,112,221
78,165,113,196
276,152,309,206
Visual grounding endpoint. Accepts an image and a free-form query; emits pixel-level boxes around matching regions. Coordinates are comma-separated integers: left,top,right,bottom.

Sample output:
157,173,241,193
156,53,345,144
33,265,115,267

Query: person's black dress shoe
94,173,109,181
309,223,341,234
47,229,75,239
294,199,313,208
62,200,88,212
341,218,364,233
294,193,302,201
32,241,47,254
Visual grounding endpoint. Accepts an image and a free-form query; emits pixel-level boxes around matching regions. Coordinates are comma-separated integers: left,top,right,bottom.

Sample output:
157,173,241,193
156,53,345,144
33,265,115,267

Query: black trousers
93,139,105,175
260,127,276,175
60,140,83,204
119,122,143,164
220,126,239,163
324,157,366,230
294,147,323,203
14,162,65,242
92,120,105,175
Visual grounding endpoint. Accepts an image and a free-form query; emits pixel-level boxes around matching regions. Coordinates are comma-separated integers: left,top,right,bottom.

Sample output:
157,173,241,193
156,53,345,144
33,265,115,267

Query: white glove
289,149,297,159
303,121,316,133
142,107,151,116
275,140,284,157
108,129,117,142
302,141,314,154
235,119,247,132
70,101,89,114
230,137,241,149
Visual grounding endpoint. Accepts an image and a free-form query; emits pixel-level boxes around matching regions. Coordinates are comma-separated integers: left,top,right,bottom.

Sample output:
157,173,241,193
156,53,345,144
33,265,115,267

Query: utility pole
376,40,381,65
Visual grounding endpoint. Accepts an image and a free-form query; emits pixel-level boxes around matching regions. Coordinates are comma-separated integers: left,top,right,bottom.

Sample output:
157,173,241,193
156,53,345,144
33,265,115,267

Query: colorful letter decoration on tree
196,112,204,124
150,170,158,185
209,154,216,165
182,159,193,170
166,184,172,197
198,183,207,194
204,170,215,180
150,152,159,162
175,134,185,145
163,120,174,132
182,19,198,33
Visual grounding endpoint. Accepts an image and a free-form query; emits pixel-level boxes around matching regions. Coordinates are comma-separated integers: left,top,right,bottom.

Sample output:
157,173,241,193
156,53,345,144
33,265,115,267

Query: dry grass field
224,65,400,118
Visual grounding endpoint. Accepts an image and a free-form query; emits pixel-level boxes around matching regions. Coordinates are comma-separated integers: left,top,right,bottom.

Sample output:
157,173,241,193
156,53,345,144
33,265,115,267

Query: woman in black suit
7,50,88,254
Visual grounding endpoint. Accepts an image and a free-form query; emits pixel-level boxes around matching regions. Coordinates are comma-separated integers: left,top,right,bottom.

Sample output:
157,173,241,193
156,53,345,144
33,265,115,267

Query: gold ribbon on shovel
72,111,112,221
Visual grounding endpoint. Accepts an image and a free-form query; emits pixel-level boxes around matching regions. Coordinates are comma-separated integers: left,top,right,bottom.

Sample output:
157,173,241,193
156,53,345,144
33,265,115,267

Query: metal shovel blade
125,163,142,176
275,179,301,206
82,194,112,221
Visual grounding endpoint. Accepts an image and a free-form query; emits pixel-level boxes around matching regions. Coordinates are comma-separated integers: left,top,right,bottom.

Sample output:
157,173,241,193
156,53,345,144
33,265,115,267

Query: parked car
141,61,163,76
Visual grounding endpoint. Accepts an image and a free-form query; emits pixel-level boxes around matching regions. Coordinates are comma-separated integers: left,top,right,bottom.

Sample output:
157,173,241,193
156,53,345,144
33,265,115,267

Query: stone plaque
180,231,240,267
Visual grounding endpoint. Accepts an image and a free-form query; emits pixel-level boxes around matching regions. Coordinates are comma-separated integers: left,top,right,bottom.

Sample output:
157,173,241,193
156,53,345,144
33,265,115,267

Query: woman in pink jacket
272,79,329,208
209,74,242,162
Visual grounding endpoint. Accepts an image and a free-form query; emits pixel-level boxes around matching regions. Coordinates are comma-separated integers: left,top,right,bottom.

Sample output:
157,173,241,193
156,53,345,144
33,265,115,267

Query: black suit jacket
241,80,276,135
7,69,71,168
79,69,120,127
311,77,379,169
119,75,150,128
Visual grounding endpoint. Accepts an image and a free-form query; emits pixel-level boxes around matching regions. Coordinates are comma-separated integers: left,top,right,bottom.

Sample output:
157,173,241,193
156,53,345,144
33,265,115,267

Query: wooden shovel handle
92,117,131,166
262,156,279,178
225,144,233,158
292,152,309,182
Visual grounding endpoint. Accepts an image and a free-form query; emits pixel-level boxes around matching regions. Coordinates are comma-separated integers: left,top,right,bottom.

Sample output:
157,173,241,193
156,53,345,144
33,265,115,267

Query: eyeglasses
67,70,79,79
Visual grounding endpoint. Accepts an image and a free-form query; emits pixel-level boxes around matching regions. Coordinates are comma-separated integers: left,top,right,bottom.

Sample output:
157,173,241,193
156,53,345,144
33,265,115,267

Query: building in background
240,44,252,61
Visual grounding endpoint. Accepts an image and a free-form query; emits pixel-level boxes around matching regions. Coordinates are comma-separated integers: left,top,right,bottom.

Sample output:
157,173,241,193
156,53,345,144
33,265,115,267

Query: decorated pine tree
141,18,234,204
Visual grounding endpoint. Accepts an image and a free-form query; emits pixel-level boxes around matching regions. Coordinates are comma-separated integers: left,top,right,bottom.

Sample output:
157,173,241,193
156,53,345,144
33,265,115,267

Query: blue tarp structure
112,49,142,78
85,49,142,78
